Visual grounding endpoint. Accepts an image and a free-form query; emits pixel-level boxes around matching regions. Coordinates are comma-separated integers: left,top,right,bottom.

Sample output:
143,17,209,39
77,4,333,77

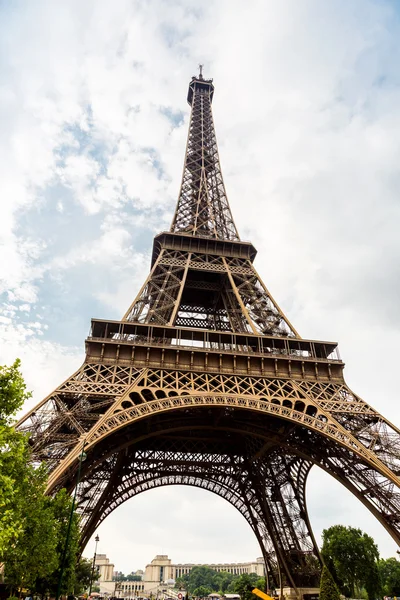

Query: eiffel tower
18,69,400,598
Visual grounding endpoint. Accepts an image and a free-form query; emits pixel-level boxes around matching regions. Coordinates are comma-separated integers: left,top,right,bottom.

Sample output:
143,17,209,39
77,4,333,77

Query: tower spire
170,71,239,241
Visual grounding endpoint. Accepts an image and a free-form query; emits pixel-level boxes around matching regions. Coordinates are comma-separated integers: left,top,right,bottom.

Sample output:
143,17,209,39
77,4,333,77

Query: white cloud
1,0,400,572
0,318,82,413
59,154,102,214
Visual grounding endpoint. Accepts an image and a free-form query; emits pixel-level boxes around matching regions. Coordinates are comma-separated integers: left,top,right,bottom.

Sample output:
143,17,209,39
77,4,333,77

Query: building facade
94,554,117,596
96,554,115,583
144,555,265,582
93,554,265,598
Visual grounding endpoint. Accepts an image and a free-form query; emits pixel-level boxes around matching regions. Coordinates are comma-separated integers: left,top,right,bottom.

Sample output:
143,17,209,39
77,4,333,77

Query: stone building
93,554,265,598
94,554,117,596
144,555,265,582
95,554,115,583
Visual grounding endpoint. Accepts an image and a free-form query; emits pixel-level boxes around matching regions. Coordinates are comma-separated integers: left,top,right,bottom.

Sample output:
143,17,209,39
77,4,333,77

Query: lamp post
89,534,100,595
56,444,87,600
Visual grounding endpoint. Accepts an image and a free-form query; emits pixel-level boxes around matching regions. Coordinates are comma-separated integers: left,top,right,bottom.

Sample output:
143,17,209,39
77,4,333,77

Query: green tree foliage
213,571,236,594
0,359,60,592
74,558,93,594
2,465,59,592
0,359,32,553
0,359,81,596
231,573,260,600
378,557,400,597
319,566,340,600
50,489,81,595
176,567,242,596
34,490,80,596
192,585,212,598
184,567,217,594
321,525,380,599
3,455,80,596
175,576,188,590
114,572,143,582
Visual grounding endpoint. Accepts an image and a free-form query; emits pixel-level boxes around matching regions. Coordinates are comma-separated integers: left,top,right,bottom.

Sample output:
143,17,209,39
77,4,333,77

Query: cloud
1,0,400,572
0,315,82,414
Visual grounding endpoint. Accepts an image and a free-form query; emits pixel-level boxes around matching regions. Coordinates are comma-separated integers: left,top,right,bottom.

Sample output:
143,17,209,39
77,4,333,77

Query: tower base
281,587,320,600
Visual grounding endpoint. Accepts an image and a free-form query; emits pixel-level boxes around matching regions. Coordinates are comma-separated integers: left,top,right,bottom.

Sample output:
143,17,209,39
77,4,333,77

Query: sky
1,0,400,574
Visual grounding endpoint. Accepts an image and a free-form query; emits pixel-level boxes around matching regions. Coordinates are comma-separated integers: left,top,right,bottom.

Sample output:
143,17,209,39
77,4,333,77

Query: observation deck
86,319,344,383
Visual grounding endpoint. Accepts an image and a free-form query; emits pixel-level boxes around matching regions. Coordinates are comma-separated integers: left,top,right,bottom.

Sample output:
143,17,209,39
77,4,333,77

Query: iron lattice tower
19,71,400,596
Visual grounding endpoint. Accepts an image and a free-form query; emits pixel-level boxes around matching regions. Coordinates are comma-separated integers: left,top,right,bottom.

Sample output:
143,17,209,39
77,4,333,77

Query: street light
56,444,87,600
89,534,100,595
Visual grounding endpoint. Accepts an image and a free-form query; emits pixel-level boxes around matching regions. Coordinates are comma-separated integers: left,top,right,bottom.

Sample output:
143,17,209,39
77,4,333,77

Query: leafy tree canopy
230,573,260,600
321,525,380,600
378,557,400,597
192,585,212,598
184,566,218,594
115,572,143,581
0,359,32,553
74,558,94,594
0,359,81,596
175,567,248,596
0,359,31,424
34,489,81,596
2,464,59,592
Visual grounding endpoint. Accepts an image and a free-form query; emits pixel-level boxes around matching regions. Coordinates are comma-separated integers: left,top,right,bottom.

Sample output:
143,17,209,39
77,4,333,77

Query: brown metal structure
18,70,400,594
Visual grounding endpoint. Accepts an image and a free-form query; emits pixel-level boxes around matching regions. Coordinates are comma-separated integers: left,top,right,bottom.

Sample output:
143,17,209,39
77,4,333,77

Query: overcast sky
1,0,400,574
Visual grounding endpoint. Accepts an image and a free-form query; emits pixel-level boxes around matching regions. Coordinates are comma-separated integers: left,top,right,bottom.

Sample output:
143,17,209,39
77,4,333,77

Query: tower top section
187,66,214,105
171,70,239,241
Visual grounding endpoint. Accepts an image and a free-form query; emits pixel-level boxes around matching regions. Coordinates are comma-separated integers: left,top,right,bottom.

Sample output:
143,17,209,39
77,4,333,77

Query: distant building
144,555,265,582
95,554,115,583
91,553,265,598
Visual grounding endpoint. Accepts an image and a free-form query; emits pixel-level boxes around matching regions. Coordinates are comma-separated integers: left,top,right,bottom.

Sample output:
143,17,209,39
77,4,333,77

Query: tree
2,464,59,593
74,558,93,595
0,360,62,593
34,489,81,596
378,557,400,597
0,359,32,554
3,468,81,596
127,574,142,581
175,576,188,590
231,573,259,600
50,488,81,595
177,567,240,596
321,525,380,599
183,567,218,594
254,577,266,593
0,360,81,596
192,585,212,598
319,566,340,600
214,571,236,594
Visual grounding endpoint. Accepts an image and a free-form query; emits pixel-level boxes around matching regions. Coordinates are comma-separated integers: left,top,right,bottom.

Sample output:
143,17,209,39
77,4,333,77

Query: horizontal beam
88,318,340,358
152,231,257,265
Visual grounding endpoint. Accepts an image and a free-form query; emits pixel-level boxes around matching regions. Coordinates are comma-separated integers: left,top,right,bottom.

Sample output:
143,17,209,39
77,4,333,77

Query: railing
87,321,341,363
